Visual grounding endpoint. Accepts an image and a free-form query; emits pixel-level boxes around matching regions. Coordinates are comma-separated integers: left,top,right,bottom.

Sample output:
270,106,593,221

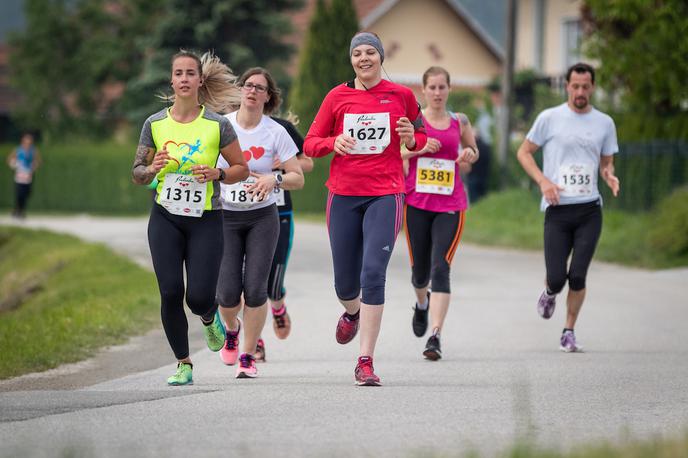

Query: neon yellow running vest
150,106,223,210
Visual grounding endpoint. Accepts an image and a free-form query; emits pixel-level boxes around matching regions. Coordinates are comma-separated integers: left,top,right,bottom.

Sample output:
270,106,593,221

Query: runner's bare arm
218,139,249,184
517,139,562,205
600,155,620,197
279,155,305,191
132,145,157,185
456,113,479,164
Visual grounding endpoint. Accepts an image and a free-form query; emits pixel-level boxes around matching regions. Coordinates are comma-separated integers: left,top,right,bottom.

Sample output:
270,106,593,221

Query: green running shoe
167,362,193,386
203,309,226,352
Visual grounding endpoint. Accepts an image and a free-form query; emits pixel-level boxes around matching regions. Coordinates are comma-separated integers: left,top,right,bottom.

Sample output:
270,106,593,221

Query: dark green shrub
649,186,688,257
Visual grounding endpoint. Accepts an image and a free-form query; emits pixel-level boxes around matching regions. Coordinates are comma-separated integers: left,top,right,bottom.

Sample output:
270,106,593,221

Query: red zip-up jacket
304,79,426,196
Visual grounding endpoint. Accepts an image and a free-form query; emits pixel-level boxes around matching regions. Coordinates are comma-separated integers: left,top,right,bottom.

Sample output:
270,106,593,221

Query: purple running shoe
560,330,583,353
537,290,556,319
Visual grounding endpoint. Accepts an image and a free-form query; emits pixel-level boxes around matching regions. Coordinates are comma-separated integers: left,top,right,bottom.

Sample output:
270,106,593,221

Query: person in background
7,133,42,219
215,67,304,378
516,62,620,353
402,66,478,360
253,113,314,362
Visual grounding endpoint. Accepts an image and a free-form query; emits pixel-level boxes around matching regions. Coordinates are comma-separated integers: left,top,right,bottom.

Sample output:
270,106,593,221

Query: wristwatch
216,168,226,182
274,172,283,188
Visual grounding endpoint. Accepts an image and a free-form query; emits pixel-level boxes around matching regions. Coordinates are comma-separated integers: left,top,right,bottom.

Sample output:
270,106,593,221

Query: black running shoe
412,291,430,337
423,334,442,361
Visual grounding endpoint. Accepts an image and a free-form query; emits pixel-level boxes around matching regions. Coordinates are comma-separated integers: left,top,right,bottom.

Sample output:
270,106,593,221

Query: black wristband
216,168,226,182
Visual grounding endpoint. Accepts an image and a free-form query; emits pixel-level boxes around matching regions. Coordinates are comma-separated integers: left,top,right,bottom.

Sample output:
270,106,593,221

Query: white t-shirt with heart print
217,111,298,211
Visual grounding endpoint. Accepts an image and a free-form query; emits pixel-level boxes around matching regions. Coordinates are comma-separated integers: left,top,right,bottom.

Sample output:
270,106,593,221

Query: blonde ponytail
158,50,240,114
199,52,241,114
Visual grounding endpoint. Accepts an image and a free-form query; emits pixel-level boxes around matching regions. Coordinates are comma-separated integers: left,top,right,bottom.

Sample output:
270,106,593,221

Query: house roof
359,0,504,60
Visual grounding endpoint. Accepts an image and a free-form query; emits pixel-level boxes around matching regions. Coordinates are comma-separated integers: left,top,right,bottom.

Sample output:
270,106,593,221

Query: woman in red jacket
304,32,427,386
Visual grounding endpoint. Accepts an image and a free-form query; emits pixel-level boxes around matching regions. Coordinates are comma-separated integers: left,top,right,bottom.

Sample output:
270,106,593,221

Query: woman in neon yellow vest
131,51,249,386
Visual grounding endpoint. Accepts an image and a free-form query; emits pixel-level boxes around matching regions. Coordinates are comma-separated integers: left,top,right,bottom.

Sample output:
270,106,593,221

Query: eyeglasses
242,82,268,93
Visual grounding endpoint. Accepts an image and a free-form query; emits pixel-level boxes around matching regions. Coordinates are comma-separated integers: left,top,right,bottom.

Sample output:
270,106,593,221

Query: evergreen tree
8,0,167,137
290,0,359,133
582,0,688,139
122,0,303,125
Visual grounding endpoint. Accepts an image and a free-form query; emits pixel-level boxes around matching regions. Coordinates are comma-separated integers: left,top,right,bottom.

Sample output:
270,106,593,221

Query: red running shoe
354,356,381,386
335,312,359,344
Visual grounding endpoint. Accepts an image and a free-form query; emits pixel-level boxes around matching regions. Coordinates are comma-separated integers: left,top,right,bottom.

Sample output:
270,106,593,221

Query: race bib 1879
222,177,267,208
159,173,206,217
558,163,593,197
343,113,391,154
416,157,455,195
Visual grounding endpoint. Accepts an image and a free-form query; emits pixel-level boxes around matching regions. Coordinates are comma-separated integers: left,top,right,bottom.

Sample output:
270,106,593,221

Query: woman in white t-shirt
215,67,304,378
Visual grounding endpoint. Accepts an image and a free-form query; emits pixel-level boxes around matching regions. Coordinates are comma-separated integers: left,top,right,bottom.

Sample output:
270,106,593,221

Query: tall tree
122,0,303,124
582,0,688,139
290,0,359,132
8,0,166,137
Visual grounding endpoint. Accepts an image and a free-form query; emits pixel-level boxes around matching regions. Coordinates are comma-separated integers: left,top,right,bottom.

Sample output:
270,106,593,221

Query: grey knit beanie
349,32,384,63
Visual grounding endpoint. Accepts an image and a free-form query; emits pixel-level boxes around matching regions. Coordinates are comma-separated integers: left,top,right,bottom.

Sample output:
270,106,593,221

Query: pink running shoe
336,312,359,344
255,338,266,362
236,353,258,378
354,356,381,386
220,318,241,366
272,305,291,340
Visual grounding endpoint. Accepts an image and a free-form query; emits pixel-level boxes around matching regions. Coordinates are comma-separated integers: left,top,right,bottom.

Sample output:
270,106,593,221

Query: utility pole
498,0,517,188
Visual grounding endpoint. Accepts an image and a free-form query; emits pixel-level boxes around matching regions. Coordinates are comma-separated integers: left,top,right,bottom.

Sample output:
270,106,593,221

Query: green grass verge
486,432,688,458
0,226,159,379
462,189,686,269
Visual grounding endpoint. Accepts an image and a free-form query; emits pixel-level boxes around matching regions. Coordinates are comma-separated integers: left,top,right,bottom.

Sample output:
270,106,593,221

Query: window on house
562,18,582,70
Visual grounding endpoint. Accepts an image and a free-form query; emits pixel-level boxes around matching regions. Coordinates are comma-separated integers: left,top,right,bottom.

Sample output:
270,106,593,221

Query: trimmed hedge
1,141,152,214
2,139,685,215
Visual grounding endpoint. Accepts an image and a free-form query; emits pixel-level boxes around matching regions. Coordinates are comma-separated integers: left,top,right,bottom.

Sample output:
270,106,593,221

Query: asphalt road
1,215,687,457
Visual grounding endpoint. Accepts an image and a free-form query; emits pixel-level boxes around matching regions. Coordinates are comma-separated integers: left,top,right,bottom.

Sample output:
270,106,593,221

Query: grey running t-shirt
527,103,618,211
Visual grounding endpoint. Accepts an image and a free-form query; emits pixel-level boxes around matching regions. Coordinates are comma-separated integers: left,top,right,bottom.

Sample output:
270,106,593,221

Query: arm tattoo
458,113,469,127
132,145,156,185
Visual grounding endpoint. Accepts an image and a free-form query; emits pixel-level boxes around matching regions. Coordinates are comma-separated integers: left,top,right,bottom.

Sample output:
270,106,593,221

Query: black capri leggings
268,211,294,301
147,204,224,360
544,200,602,294
216,204,280,309
403,204,465,294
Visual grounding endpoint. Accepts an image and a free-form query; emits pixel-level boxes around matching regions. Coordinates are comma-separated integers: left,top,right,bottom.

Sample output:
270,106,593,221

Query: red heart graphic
249,146,265,160
243,150,252,162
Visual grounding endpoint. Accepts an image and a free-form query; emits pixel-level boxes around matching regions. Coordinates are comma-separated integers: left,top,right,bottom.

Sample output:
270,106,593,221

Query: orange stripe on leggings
445,211,465,264
403,204,414,267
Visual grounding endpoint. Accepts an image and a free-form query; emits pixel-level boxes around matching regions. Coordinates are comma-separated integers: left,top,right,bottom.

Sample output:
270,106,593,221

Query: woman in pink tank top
401,66,479,360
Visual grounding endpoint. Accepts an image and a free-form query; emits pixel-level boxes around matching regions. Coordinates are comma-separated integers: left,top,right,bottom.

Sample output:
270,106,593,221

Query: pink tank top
405,113,468,212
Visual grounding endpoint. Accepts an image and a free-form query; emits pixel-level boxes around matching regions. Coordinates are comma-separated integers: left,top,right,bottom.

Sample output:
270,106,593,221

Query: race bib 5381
416,157,455,195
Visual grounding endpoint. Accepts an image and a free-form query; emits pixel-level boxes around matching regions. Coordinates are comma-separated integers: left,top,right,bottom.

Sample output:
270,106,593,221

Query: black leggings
268,211,294,301
403,205,465,294
14,183,32,213
216,205,279,308
544,200,602,293
147,204,224,360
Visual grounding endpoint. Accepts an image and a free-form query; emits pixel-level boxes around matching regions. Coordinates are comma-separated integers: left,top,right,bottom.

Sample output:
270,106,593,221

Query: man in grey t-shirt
516,63,620,353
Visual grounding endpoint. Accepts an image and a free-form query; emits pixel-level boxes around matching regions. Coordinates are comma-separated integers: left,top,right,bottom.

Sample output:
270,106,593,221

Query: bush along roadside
463,188,688,269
